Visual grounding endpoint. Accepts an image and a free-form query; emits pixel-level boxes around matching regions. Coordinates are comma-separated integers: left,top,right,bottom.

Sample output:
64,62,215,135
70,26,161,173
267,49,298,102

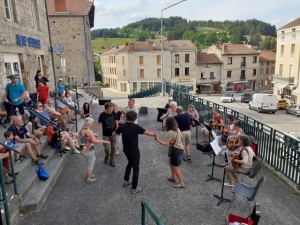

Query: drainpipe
83,16,91,86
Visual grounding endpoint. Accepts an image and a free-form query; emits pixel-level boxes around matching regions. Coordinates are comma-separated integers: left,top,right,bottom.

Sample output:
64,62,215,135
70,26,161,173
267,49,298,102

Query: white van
249,94,278,113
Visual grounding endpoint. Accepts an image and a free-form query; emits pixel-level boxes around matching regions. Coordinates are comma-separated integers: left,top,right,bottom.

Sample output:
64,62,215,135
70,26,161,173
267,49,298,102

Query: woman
211,107,224,133
81,102,92,118
35,102,51,127
218,114,235,146
154,117,185,188
188,104,199,127
79,117,109,183
26,115,47,144
160,101,177,120
34,70,43,88
44,99,66,128
64,91,75,107
224,135,255,187
164,97,173,109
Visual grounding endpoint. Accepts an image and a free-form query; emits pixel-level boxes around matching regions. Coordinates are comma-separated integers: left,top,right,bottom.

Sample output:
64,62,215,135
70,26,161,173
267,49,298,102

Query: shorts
13,138,33,148
39,98,48,105
81,151,96,170
170,147,183,167
9,103,25,116
181,130,191,145
52,142,60,149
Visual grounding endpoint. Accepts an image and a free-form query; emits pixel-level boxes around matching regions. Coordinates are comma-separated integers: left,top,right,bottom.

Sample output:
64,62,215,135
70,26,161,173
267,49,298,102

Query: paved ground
18,89,300,225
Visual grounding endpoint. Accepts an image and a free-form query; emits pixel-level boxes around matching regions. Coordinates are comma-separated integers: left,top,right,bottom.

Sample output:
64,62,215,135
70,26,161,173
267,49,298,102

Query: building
274,17,300,103
207,44,260,92
47,0,95,85
100,40,197,93
258,50,276,91
0,0,53,96
196,54,222,94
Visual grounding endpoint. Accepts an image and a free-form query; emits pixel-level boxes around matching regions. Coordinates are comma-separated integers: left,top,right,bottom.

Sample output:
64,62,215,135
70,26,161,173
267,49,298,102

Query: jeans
103,136,116,162
124,149,140,189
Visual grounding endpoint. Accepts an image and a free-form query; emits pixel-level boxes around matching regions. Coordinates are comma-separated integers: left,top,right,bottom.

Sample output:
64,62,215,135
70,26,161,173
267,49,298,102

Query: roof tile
259,50,276,62
197,54,221,64
47,0,92,15
278,17,300,30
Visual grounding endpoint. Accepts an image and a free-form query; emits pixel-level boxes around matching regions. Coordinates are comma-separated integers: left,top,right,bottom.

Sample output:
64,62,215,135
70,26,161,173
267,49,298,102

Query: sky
93,0,300,30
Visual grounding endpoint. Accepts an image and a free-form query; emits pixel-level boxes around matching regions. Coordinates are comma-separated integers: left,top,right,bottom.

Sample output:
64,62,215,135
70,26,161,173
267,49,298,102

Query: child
37,79,50,106
51,127,68,154
4,131,24,162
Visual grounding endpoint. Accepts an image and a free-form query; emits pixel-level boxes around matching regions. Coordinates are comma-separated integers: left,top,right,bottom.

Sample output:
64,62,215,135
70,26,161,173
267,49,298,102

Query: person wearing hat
57,78,67,94
164,97,173,109
4,75,27,123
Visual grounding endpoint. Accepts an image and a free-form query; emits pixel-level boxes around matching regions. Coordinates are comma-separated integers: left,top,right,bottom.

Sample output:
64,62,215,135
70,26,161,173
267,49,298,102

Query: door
4,54,23,84
237,83,243,92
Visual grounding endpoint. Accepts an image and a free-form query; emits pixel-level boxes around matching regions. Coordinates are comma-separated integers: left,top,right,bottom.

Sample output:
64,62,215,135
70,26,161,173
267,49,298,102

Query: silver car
286,104,300,117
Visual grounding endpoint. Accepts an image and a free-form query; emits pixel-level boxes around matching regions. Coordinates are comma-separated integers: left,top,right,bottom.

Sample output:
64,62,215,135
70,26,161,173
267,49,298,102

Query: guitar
231,148,249,168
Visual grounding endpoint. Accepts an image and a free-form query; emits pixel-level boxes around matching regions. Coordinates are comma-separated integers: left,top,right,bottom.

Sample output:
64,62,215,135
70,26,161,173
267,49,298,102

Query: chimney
222,45,227,53
54,0,67,12
129,43,134,52
124,42,129,46
148,42,154,51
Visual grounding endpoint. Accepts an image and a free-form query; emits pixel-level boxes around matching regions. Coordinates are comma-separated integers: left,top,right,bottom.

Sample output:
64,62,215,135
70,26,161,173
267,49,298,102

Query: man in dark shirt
174,106,192,161
96,102,118,167
113,111,156,194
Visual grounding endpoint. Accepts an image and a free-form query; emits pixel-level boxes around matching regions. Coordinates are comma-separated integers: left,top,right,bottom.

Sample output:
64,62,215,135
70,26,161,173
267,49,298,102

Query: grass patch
196,27,224,33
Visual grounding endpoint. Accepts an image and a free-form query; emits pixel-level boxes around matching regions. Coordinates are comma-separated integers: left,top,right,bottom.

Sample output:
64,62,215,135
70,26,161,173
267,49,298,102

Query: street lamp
161,0,187,95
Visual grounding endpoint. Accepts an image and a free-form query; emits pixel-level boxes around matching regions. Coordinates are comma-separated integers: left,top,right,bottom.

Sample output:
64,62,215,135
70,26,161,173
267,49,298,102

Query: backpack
36,164,50,181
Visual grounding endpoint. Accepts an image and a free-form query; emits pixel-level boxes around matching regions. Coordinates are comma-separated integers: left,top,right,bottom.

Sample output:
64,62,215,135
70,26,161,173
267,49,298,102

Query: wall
85,86,103,99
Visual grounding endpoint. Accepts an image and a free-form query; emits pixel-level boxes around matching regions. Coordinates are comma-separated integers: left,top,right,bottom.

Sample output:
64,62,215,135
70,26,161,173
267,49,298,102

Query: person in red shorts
37,79,49,106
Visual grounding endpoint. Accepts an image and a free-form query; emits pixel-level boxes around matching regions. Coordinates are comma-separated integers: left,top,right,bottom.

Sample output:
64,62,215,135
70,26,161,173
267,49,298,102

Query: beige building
0,0,53,96
274,17,300,103
47,0,95,85
207,44,260,92
258,51,276,91
196,54,222,94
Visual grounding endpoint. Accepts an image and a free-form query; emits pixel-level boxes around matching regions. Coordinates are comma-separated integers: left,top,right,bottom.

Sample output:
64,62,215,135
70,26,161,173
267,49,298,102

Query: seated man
7,116,48,165
57,93,76,124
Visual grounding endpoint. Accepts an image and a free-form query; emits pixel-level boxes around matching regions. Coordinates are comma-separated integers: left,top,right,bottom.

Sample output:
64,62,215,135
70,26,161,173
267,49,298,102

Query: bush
104,83,109,87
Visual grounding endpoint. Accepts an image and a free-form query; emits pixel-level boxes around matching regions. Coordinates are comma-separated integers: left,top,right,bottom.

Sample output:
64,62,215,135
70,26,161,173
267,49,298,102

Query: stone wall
85,86,103,99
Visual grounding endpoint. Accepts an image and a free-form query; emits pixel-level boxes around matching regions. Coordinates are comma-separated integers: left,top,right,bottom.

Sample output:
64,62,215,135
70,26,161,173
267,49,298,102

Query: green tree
230,28,244,44
205,31,218,46
94,58,101,81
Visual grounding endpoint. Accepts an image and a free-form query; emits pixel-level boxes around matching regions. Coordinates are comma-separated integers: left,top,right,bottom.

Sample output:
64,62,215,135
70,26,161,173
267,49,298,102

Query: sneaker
131,186,143,194
65,146,71,150
20,155,27,159
32,159,43,165
123,180,132,186
224,183,234,187
15,159,21,163
73,149,80,154
187,155,191,161
86,178,97,183
115,150,120,156
40,139,46,144
104,156,109,164
109,161,116,167
182,157,187,162
71,118,76,121
37,154,49,159
4,176,13,184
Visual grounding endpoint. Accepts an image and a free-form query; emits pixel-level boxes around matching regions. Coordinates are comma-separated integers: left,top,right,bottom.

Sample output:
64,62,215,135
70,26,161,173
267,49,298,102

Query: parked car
241,93,252,103
286,104,300,117
277,99,289,109
220,93,235,103
249,94,278,113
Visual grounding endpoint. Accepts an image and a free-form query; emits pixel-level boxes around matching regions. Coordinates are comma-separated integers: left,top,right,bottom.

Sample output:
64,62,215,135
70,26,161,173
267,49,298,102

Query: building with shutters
258,50,276,91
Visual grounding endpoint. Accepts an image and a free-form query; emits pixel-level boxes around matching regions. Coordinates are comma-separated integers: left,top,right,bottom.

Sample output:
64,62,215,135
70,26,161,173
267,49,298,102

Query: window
292,29,296,39
123,70,126,77
38,56,43,74
133,82,137,92
266,62,269,66
228,57,232,64
139,56,144,64
201,72,206,79
4,0,14,21
280,45,284,57
185,54,189,63
157,69,161,78
279,64,283,76
259,81,263,87
260,69,264,76
241,70,245,80
149,82,153,88
227,71,232,78
253,56,257,63
289,65,294,77
140,69,144,78
175,54,179,63
122,57,126,65
157,55,161,64
264,80,268,86
175,68,180,76
291,44,295,57
253,69,257,76
271,67,274,74
121,83,127,92
185,67,189,76
266,68,269,75
209,72,215,79
205,64,210,68
141,82,148,91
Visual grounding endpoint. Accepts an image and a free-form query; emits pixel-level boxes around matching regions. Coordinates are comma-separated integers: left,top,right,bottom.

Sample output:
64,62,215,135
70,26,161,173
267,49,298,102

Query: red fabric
234,83,238,91
244,83,247,90
214,115,223,130
37,85,49,100
0,148,10,173
39,98,48,104
47,126,54,144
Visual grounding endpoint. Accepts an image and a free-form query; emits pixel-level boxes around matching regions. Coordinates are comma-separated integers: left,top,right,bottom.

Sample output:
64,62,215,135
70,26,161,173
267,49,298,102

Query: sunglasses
54,120,58,122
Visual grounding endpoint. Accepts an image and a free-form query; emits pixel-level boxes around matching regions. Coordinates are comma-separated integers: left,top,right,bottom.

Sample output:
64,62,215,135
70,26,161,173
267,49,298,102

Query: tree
94,58,101,82
205,31,218,46
230,28,245,44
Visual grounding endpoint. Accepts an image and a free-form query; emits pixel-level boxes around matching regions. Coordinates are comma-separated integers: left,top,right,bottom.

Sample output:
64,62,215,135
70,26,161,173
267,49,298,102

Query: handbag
168,131,179,157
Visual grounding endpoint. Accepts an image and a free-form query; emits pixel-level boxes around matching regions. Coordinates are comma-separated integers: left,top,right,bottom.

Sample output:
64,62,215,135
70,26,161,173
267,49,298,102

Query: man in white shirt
122,98,138,124
57,93,76,124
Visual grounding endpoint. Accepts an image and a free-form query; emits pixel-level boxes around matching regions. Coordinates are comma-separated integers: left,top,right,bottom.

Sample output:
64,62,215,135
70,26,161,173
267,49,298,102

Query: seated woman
164,97,173,109
218,114,235,146
64,91,75,107
25,115,47,144
81,102,92,118
43,99,66,128
35,102,50,127
160,101,177,129
187,104,199,127
224,135,255,187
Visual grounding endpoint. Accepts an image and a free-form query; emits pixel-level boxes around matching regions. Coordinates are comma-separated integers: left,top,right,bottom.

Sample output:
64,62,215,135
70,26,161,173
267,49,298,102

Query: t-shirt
44,105,56,117
174,113,191,132
37,85,49,99
188,110,199,120
50,133,60,147
166,128,184,150
36,111,50,127
214,115,223,130
125,106,139,124
5,82,26,105
113,111,122,121
4,140,14,148
57,83,65,93
47,126,54,144
7,125,28,139
115,123,145,152
98,111,117,136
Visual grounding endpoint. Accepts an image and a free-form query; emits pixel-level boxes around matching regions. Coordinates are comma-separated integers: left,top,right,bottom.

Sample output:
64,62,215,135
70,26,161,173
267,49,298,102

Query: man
96,102,118,167
57,92,76,124
7,116,48,165
4,75,27,123
112,111,156,194
122,98,138,124
174,106,192,161
57,78,67,94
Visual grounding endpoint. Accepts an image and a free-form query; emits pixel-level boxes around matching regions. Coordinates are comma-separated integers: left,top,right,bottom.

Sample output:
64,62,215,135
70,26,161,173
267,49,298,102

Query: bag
36,164,50,181
168,131,179,157
197,141,212,153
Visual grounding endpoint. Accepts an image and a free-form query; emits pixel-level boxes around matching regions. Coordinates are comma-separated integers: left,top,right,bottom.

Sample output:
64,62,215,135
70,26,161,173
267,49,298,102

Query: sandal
86,178,97,183
173,183,185,188
167,177,176,182
91,175,96,178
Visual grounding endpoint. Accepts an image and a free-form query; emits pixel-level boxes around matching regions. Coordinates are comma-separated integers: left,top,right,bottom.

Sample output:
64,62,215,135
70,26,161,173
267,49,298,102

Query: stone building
258,50,276,91
47,0,95,85
0,0,53,97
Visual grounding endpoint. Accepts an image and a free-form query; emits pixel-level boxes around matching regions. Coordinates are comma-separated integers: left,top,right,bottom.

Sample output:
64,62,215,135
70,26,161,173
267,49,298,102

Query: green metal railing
141,201,164,225
0,159,11,225
66,81,83,113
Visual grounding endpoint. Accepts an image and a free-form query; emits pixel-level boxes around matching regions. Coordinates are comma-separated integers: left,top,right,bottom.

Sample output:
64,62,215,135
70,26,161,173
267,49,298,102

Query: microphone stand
213,152,231,206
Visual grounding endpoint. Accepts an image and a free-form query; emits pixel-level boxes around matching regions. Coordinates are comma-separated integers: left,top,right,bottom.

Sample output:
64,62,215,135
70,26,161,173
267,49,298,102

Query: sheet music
211,130,218,140
210,139,222,155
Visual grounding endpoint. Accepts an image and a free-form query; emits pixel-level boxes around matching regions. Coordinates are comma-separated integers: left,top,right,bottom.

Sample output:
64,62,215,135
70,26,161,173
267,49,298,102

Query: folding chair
238,158,264,187
138,106,149,124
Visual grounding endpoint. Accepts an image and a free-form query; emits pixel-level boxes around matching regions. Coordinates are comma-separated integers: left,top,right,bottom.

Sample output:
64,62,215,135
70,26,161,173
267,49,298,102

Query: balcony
272,75,294,84
240,62,246,68
240,75,246,81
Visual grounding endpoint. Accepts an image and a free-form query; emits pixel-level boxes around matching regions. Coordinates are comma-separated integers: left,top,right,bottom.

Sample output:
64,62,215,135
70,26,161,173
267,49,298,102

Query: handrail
0,159,11,225
141,201,164,225
0,142,20,195
65,81,82,114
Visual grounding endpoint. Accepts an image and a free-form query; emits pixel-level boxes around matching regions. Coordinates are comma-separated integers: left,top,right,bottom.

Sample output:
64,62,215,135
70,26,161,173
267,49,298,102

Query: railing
129,83,161,99
0,159,11,225
141,201,164,225
65,81,83,112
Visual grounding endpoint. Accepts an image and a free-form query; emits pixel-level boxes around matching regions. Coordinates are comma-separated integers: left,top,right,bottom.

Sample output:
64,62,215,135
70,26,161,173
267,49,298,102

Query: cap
9,75,17,79
168,97,173,101
59,78,63,81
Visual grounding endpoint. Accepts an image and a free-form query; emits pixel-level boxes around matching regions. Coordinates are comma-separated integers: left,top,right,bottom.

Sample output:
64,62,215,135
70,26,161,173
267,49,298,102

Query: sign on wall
16,34,41,49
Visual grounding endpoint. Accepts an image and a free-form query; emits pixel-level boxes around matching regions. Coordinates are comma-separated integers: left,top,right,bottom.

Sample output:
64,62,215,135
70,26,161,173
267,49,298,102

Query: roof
101,45,127,55
259,50,276,62
197,54,221,64
47,0,93,15
278,17,300,30
216,44,259,55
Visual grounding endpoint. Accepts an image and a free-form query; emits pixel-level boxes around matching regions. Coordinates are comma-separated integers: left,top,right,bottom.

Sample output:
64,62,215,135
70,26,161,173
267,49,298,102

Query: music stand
191,119,202,146
213,152,232,206
157,108,167,131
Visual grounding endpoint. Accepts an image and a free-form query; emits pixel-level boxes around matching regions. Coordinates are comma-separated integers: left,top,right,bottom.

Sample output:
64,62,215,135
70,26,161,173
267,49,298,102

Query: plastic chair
138,106,149,124
227,176,267,216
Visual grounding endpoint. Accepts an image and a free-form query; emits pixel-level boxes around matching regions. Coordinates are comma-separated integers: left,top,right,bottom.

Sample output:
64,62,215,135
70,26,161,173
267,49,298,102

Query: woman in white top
64,91,75,107
224,135,255,187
